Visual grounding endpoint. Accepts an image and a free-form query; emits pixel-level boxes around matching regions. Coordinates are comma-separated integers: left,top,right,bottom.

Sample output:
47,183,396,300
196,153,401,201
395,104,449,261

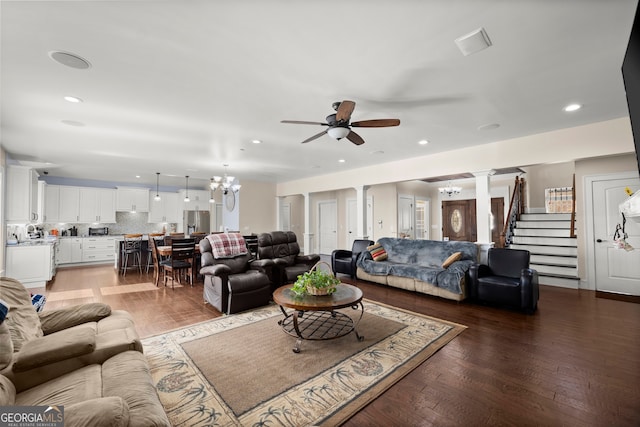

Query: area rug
141,300,466,426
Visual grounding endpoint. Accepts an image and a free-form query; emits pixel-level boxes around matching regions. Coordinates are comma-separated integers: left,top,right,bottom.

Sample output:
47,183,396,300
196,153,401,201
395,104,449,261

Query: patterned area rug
141,300,466,426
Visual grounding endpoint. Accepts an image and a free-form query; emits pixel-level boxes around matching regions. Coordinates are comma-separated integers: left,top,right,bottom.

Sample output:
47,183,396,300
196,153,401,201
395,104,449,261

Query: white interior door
280,203,291,231
593,175,640,295
346,199,357,249
398,194,414,239
415,198,430,239
318,200,337,254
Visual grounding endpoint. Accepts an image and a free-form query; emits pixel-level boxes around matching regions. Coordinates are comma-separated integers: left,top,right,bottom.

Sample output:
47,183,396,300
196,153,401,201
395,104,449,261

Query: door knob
596,239,603,243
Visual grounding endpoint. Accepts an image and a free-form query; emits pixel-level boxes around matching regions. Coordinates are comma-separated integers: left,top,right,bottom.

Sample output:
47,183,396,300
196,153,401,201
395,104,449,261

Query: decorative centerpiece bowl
291,261,340,296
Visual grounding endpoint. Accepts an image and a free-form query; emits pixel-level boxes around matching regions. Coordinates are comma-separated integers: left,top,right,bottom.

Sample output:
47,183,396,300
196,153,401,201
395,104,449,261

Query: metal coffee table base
278,303,365,353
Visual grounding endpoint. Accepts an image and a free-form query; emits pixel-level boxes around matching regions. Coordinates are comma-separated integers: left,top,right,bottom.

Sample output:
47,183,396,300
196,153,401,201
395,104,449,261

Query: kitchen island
5,238,57,289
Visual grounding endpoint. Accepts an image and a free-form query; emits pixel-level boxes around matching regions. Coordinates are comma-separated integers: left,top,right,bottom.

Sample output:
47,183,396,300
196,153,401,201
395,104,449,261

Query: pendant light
184,175,190,202
154,172,161,201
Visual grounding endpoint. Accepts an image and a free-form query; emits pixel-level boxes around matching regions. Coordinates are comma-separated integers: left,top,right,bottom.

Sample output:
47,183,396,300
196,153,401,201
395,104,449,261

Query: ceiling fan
281,100,400,145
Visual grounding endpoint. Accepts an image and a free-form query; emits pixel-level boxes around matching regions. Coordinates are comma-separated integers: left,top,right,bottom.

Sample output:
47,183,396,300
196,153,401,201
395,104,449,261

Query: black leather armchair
468,248,539,314
257,231,320,287
199,238,274,314
331,239,374,278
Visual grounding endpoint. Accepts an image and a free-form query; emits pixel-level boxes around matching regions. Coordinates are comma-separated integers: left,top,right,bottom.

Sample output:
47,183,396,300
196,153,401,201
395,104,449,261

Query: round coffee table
272,283,365,353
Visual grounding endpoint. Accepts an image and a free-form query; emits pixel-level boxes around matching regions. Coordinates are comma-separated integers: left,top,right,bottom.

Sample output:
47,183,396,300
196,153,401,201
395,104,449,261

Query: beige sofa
0,277,170,426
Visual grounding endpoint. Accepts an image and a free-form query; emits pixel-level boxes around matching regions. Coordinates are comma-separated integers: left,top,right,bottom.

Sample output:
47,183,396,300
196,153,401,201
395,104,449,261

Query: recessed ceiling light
135,175,141,179
61,120,85,127
49,51,91,69
418,139,429,145
563,103,582,112
64,96,83,103
252,139,262,144
478,123,500,130
338,159,346,163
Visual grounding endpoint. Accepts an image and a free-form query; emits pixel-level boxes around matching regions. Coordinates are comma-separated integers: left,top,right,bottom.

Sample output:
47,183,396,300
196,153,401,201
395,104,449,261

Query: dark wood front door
442,200,476,242
442,198,504,245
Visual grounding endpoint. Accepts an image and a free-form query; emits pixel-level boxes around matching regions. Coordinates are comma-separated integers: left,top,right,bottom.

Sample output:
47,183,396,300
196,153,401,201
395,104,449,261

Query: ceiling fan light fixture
327,127,350,140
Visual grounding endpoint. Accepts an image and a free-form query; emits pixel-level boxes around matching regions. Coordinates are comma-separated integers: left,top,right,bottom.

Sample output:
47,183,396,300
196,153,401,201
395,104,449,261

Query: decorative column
275,195,283,231
355,185,369,240
302,192,312,254
473,170,495,263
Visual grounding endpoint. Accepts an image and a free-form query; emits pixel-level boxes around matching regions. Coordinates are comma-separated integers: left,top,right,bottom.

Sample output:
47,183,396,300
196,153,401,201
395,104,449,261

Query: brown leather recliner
257,231,320,287
199,238,274,315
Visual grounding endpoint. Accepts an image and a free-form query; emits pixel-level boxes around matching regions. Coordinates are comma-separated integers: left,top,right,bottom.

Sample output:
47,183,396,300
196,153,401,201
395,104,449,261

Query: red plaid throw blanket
206,233,248,258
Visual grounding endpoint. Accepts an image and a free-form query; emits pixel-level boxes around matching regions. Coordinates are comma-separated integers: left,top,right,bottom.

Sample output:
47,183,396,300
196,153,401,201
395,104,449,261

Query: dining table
156,244,201,257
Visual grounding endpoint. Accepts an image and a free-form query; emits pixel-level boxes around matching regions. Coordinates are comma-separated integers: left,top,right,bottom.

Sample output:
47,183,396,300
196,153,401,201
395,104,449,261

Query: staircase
509,213,580,288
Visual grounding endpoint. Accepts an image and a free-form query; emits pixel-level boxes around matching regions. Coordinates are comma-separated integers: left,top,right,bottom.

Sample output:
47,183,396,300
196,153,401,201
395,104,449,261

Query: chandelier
210,165,241,194
439,181,462,197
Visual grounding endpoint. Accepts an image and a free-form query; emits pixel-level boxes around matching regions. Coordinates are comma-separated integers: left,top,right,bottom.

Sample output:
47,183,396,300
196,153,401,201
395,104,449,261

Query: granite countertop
7,238,58,247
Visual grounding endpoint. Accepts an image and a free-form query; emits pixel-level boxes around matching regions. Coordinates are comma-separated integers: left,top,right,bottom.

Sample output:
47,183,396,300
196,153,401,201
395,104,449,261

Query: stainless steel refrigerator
183,210,210,235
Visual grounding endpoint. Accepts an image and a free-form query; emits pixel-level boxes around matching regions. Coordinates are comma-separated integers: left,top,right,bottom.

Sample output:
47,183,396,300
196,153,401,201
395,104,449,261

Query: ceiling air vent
455,27,492,56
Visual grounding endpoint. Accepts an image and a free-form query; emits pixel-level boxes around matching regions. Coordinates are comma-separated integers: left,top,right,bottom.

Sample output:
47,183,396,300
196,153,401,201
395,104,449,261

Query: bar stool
121,234,143,276
146,233,165,274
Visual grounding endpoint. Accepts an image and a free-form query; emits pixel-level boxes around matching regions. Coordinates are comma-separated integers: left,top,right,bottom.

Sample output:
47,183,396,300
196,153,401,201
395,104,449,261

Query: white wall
276,117,634,196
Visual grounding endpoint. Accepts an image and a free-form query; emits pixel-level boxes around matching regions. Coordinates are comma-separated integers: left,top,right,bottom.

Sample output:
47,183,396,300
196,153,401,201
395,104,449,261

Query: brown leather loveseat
257,231,320,287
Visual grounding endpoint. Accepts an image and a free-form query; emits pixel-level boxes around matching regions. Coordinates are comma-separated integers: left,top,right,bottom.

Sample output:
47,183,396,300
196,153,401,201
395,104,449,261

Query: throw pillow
442,251,462,268
367,243,388,262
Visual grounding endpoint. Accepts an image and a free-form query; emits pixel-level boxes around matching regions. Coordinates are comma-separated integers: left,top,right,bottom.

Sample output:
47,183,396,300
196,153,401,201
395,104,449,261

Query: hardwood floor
45,264,640,426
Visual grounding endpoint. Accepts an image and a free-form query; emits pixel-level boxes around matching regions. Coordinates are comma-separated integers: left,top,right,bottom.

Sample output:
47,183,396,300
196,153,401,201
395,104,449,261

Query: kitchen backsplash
41,212,177,237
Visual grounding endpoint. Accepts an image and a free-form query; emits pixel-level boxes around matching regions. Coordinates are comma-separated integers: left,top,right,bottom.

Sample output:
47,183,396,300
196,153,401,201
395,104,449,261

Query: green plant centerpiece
291,264,340,296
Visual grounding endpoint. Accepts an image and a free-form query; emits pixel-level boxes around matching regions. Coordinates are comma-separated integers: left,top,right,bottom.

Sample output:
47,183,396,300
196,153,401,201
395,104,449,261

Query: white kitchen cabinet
5,244,53,288
6,166,40,223
58,186,81,223
79,188,116,223
180,189,212,211
56,238,82,264
82,237,116,262
43,183,60,223
116,187,149,212
149,191,181,223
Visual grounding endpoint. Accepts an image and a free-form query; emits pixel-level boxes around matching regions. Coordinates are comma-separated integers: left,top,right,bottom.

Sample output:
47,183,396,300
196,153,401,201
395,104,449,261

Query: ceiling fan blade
351,118,400,128
336,100,356,122
281,120,329,126
346,130,365,145
301,129,328,144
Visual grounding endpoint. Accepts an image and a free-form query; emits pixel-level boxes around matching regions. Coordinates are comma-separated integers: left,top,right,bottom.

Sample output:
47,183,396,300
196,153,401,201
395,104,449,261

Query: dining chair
164,233,185,246
162,238,196,288
121,234,143,276
146,233,165,274
148,237,163,286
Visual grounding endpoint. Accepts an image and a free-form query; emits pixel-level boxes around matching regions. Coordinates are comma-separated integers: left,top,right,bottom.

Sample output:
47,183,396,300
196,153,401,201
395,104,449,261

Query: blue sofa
356,238,478,301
